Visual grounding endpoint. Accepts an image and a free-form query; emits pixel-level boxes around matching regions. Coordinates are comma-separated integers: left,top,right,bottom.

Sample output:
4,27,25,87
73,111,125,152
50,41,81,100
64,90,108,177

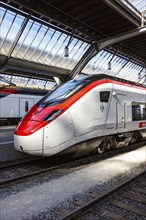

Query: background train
0,87,48,125
14,74,146,156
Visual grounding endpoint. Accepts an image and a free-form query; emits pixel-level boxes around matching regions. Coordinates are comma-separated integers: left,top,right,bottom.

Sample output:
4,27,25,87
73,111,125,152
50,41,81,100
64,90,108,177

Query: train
14,74,146,156
0,87,48,125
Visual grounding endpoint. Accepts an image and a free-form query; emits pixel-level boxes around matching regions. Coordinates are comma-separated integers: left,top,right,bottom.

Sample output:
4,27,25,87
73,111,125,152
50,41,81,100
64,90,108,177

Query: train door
117,99,126,129
19,99,34,117
114,92,126,130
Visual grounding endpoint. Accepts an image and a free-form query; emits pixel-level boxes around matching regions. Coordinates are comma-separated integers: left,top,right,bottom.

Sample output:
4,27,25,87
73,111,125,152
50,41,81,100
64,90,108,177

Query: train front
14,75,91,156
14,103,49,155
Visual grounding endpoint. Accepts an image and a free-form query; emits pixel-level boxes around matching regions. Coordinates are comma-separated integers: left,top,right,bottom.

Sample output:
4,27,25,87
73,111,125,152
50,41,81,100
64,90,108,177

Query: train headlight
43,109,63,122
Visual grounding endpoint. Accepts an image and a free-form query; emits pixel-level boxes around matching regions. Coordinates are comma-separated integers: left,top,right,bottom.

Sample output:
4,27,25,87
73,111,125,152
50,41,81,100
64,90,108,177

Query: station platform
0,126,30,162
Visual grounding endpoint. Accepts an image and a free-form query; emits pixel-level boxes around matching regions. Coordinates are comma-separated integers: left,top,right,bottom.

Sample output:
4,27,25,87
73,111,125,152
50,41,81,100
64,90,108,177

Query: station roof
0,0,146,88
4,0,146,65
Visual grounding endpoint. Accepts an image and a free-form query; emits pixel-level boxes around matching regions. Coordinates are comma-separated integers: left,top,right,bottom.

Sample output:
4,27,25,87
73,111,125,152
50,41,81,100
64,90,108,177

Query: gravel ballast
0,146,146,220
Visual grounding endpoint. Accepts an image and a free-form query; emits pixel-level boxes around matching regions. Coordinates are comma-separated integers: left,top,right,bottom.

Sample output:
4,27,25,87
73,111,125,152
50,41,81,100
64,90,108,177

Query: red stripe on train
0,89,16,94
14,78,146,136
139,122,146,128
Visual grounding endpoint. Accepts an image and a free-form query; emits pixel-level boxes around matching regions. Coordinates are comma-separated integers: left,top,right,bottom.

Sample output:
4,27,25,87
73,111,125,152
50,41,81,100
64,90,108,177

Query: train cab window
132,102,146,121
38,75,91,107
100,91,110,102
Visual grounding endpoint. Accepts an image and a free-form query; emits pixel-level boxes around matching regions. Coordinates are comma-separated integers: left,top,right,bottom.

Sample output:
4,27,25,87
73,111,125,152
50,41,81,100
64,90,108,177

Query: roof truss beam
0,55,69,81
70,26,146,79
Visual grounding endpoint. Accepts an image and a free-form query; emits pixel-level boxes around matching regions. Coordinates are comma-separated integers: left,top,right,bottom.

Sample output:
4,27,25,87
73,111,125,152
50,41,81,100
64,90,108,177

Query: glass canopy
0,4,89,70
0,74,56,90
122,0,146,15
0,2,146,88
83,50,146,84
125,0,146,12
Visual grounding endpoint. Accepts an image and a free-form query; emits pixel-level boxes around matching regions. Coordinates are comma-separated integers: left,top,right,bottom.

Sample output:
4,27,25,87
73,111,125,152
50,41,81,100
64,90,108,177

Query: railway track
0,154,80,188
0,140,145,189
0,156,43,170
58,171,146,220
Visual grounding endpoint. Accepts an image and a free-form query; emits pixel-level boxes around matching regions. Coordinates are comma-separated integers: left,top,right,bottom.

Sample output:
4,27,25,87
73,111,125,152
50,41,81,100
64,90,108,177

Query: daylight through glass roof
83,50,146,84
0,73,56,90
122,0,146,14
0,4,89,71
0,2,146,87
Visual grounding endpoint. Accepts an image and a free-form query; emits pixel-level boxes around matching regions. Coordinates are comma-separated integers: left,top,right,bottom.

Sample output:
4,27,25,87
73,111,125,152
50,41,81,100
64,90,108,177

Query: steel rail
61,171,146,220
0,140,145,189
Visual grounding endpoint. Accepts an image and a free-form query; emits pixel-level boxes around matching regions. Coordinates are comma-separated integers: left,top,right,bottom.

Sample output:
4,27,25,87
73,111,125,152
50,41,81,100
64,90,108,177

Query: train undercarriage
96,130,145,153
59,130,146,156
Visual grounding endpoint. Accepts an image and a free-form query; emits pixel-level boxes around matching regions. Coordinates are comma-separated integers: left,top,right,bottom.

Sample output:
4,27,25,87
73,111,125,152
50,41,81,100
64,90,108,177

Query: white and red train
14,74,146,156
0,88,48,125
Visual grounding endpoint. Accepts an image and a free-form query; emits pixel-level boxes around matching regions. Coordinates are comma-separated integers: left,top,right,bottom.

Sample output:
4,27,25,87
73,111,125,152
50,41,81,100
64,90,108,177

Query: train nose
14,120,46,156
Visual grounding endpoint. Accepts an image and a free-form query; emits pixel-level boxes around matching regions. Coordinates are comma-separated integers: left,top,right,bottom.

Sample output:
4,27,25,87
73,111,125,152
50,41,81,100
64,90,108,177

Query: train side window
143,107,146,120
132,102,146,121
25,101,29,112
100,91,110,102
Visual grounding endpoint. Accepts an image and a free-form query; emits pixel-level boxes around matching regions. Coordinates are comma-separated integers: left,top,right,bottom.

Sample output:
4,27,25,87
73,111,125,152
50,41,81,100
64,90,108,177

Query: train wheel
97,136,117,153
96,138,107,153
130,131,141,144
109,136,118,149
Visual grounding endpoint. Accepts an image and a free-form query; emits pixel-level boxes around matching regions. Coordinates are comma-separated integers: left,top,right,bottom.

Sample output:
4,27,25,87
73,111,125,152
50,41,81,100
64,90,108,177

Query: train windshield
39,75,90,106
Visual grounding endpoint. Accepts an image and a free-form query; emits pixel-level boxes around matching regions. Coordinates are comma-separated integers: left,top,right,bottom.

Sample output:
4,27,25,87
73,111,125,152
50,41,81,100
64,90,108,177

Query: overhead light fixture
108,53,115,70
137,72,146,83
138,67,144,81
64,29,75,57
64,46,69,57
108,62,111,70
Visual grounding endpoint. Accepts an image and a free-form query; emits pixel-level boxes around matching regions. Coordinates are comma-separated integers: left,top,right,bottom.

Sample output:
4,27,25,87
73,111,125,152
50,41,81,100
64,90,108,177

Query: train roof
79,74,146,89
0,87,49,96
16,87,49,95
